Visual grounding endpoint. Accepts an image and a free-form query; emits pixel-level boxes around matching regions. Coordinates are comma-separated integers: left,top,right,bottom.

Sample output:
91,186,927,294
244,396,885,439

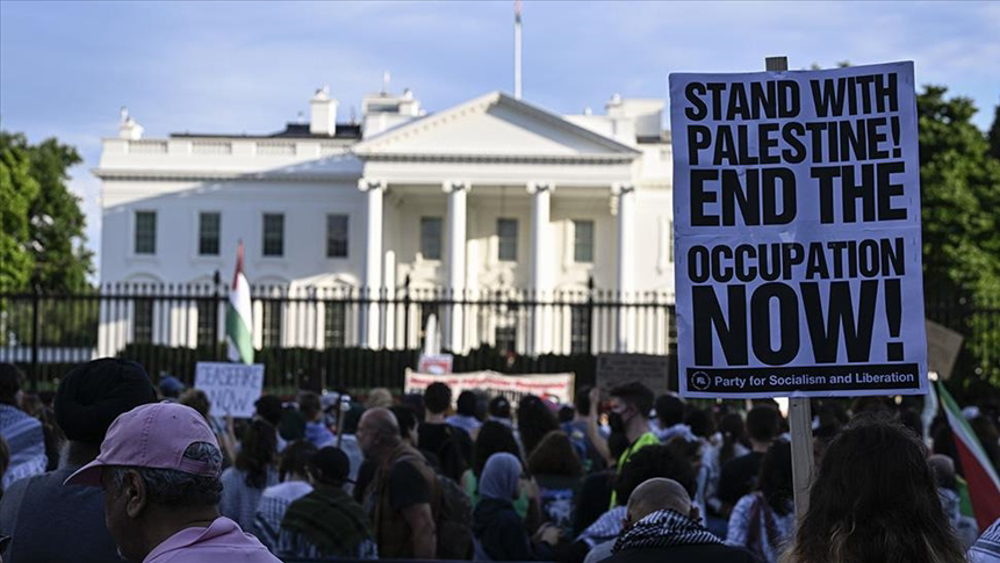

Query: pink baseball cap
64,402,221,487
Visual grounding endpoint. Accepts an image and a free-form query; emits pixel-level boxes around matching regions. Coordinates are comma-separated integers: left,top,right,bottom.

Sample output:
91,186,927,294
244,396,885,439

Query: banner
194,362,265,418
669,61,926,398
404,369,575,406
596,353,670,395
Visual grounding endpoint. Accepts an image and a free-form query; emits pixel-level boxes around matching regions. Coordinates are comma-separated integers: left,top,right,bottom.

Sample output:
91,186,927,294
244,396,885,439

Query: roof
169,122,362,140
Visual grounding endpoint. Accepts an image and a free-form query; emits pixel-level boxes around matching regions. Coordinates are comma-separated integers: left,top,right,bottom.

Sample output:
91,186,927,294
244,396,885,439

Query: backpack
433,472,474,559
396,452,473,560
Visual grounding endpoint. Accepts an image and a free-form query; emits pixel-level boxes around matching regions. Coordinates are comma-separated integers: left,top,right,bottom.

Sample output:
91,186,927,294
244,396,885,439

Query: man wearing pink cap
65,402,280,563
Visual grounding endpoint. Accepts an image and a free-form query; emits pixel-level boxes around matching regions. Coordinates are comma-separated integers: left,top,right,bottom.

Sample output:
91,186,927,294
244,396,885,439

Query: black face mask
608,411,626,433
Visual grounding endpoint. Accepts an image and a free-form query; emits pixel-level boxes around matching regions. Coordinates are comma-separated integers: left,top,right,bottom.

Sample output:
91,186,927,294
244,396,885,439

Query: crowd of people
2,359,1000,562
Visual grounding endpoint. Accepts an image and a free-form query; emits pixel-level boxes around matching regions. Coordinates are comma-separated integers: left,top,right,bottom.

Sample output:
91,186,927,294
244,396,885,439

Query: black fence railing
0,279,675,392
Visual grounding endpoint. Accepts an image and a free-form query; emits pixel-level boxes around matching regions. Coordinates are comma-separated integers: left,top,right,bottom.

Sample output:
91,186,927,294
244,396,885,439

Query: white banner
404,370,576,406
194,362,265,418
669,61,926,398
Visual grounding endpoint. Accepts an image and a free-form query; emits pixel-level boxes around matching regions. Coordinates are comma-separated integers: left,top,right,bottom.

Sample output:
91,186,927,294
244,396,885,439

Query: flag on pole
226,240,254,364
939,380,1000,529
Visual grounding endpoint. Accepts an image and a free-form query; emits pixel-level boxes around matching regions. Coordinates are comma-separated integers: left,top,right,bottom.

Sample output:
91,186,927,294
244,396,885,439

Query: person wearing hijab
472,453,559,561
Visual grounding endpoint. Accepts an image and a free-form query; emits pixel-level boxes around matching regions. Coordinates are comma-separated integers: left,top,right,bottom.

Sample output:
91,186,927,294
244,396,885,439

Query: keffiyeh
612,509,721,553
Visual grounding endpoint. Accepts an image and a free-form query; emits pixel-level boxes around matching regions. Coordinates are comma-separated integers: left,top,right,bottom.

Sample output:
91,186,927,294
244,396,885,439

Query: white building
96,87,676,357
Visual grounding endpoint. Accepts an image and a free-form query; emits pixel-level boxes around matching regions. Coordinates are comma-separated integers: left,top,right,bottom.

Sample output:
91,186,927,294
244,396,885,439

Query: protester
528,430,584,534
419,382,473,481
652,394,687,442
220,418,279,532
717,406,781,514
158,374,185,401
278,446,377,559
255,394,287,452
63,402,280,562
19,393,65,471
301,391,336,448
600,478,754,563
0,364,47,489
366,387,394,409
571,443,697,563
473,452,559,561
0,437,9,500
969,516,1000,563
464,419,529,516
781,415,966,563
563,387,608,473
929,453,980,549
518,394,561,457
0,358,157,563
726,440,794,563
358,407,439,559
706,413,749,512
606,382,658,507
180,388,238,464
253,439,318,551
489,396,515,427
448,390,484,436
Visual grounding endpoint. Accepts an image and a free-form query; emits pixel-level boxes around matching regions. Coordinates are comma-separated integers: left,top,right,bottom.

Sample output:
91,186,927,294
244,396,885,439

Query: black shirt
717,451,764,506
389,458,432,511
418,422,472,481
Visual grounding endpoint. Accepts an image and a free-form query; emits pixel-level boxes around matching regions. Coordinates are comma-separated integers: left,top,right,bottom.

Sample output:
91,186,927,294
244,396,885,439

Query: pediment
353,92,639,161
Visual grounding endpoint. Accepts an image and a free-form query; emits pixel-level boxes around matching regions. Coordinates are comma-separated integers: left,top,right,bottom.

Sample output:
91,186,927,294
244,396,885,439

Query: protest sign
669,61,926,398
418,353,454,375
596,353,670,395
404,369,575,406
194,362,265,418
925,319,963,380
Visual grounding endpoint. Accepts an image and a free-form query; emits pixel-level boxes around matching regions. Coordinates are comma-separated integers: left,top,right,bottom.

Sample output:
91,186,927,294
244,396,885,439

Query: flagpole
514,0,522,99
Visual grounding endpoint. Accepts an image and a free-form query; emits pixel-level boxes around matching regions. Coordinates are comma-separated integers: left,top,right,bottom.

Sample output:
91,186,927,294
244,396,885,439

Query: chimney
118,106,144,140
310,86,338,136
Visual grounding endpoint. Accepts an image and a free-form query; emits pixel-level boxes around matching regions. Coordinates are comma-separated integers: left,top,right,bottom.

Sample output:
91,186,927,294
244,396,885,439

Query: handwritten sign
194,362,265,418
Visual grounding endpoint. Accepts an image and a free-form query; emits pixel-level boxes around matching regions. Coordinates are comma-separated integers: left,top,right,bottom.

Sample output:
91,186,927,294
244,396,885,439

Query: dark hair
473,420,522,478
489,396,511,419
390,405,418,438
180,389,211,420
110,442,223,508
611,382,654,419
0,436,10,482
279,440,318,482
575,386,592,415
299,392,322,420
255,395,283,427
236,418,277,489
402,393,426,423
558,405,575,424
898,408,923,439
424,382,452,415
746,406,781,443
613,444,696,505
684,407,715,439
517,395,560,457
756,440,793,516
527,431,583,478
456,391,478,417
654,394,684,427
785,415,966,563
719,412,747,466
0,363,23,405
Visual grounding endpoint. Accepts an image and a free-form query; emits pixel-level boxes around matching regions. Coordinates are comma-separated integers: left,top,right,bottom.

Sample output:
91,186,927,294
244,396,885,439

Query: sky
2,0,998,280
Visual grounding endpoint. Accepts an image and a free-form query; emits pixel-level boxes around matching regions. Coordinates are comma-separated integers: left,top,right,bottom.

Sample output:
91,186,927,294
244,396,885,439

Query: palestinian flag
939,380,1000,529
226,241,254,364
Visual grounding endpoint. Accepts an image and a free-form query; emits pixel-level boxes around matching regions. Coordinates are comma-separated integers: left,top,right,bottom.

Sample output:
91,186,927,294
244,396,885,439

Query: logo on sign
691,371,710,391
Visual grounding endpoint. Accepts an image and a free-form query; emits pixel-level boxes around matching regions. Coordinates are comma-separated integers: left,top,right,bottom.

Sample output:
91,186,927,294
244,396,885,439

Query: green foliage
919,86,1000,383
0,131,93,293
989,100,1000,161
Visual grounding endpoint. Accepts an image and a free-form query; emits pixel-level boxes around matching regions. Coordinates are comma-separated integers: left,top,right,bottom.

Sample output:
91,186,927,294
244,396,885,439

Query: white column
359,178,386,348
528,181,554,355
613,182,636,352
444,181,470,353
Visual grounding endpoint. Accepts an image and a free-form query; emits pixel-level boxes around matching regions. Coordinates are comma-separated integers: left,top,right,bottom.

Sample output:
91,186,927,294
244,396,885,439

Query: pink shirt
144,517,280,563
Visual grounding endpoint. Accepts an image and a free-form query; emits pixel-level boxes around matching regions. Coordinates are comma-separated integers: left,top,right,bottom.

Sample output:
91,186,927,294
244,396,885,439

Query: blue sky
2,0,998,279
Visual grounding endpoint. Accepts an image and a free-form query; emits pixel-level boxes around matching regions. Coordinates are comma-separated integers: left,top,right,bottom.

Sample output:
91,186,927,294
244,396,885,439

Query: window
199,212,220,256
327,214,349,258
495,325,517,354
574,220,594,263
324,302,346,348
571,308,591,354
135,211,157,255
196,300,218,347
133,299,153,344
263,214,284,257
421,217,443,260
262,301,282,348
497,219,518,261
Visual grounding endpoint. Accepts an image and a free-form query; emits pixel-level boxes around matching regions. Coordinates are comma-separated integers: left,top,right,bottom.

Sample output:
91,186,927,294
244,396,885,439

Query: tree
0,135,39,292
919,86,1000,384
0,131,93,293
989,100,1000,162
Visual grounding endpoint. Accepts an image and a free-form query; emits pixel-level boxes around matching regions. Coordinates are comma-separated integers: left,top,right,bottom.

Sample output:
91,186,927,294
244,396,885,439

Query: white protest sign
194,362,265,418
669,61,926,398
404,369,575,406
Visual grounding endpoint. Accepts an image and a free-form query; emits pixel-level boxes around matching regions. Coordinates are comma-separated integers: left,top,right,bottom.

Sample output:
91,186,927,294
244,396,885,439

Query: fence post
586,276,595,355
30,282,40,392
403,275,411,350
213,270,222,361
